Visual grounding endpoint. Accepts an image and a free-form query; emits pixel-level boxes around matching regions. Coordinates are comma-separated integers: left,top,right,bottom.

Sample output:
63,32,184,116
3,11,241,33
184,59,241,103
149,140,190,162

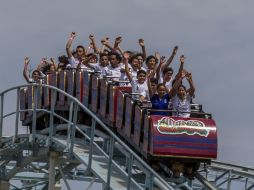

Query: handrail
0,83,174,190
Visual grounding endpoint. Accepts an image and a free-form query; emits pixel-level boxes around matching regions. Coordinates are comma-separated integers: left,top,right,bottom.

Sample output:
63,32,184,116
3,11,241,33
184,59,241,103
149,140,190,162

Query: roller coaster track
0,84,253,190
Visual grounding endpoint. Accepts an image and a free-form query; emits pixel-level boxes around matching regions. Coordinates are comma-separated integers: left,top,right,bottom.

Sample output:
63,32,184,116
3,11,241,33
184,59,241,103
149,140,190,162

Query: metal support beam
31,86,38,142
14,88,20,142
106,137,114,190
48,152,58,190
69,103,78,156
0,95,4,140
49,89,56,142
87,119,96,173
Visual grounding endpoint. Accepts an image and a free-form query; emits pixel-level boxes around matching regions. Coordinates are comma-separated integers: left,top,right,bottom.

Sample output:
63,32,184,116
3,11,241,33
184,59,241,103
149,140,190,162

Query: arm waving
161,46,178,72
66,32,76,58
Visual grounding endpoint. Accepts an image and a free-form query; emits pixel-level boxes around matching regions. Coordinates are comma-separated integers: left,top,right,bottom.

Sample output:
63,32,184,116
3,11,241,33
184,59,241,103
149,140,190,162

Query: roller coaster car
20,71,217,177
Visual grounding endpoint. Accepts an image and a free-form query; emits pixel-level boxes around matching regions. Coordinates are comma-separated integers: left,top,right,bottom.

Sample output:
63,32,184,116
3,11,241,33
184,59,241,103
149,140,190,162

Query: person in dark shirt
147,71,185,115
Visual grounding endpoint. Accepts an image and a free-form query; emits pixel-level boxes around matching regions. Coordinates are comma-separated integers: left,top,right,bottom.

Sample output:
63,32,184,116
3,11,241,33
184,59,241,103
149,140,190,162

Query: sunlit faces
99,55,109,67
131,58,141,71
137,55,144,66
32,71,40,82
109,55,120,68
88,54,98,63
137,72,146,84
157,84,166,98
163,71,173,81
147,57,156,70
76,47,85,58
177,86,187,100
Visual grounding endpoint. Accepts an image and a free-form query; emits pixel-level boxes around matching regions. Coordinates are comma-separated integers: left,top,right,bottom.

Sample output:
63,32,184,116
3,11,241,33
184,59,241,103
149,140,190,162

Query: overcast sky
0,0,253,172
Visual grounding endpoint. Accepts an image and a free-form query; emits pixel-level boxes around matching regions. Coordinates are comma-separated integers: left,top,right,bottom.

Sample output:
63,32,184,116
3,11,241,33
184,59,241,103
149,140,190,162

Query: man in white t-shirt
106,51,123,78
89,53,109,75
65,32,86,68
123,53,148,101
23,57,42,83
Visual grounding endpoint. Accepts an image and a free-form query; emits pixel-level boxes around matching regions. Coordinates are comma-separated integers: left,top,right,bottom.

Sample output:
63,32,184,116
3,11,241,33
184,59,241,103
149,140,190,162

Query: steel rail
0,83,174,190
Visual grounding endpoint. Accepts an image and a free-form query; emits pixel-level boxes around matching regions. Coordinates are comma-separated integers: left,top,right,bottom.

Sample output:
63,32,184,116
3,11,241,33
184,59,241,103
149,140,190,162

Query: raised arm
170,70,186,97
161,46,178,72
99,37,109,53
103,38,114,51
123,52,132,81
154,52,166,81
147,75,154,98
89,34,99,54
66,32,76,58
186,72,195,97
36,58,47,72
138,38,146,60
178,55,185,73
23,57,31,83
113,36,125,56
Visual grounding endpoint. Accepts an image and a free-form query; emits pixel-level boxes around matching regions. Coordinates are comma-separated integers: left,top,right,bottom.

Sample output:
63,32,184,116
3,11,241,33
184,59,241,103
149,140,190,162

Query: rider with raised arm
66,32,86,68
123,52,148,102
23,57,41,83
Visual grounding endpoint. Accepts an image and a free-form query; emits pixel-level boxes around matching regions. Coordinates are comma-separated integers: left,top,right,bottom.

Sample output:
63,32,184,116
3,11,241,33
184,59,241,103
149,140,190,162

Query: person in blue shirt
147,71,185,115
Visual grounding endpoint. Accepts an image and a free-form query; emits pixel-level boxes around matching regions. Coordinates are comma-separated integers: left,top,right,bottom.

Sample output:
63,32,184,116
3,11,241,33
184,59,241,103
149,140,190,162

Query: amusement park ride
0,70,253,190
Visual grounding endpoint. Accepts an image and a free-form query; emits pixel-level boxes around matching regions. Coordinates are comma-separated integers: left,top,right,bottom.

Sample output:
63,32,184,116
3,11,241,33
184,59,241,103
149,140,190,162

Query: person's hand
40,57,47,65
114,36,122,46
89,42,95,49
89,34,95,41
50,58,55,63
24,57,30,65
160,56,166,63
101,37,109,45
186,72,192,80
70,32,76,39
180,55,185,64
181,69,188,79
123,51,130,60
138,38,145,47
155,52,160,62
173,46,178,55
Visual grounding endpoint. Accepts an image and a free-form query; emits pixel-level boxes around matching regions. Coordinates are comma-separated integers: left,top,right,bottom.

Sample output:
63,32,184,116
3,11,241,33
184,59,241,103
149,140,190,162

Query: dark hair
150,78,158,84
136,53,144,59
129,54,139,63
145,55,156,65
87,53,98,62
76,45,85,51
178,84,187,91
32,70,40,76
103,49,110,55
108,51,122,63
99,53,108,59
162,67,174,76
157,83,165,90
137,69,146,76
58,55,69,64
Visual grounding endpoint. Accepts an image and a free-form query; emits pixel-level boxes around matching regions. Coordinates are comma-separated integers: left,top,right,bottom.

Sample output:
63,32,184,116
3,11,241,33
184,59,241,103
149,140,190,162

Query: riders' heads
157,83,166,98
150,78,158,93
108,52,121,68
99,53,109,67
177,85,187,99
76,45,85,58
162,67,174,82
137,70,146,84
32,70,40,81
136,53,144,66
146,55,157,70
130,55,141,71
